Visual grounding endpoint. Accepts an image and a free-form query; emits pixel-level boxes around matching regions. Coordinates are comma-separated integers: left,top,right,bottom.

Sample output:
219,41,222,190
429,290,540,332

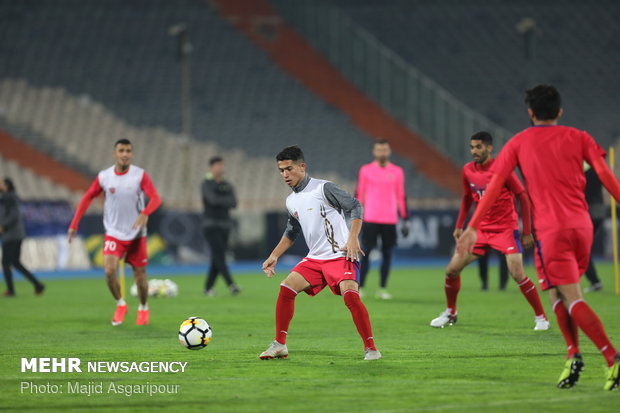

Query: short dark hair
114,138,132,148
470,131,493,146
276,146,305,163
3,177,15,193
525,84,561,120
374,138,389,145
209,156,223,166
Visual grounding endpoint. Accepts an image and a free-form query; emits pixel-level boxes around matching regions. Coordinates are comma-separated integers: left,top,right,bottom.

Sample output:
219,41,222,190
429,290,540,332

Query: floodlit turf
1,264,619,412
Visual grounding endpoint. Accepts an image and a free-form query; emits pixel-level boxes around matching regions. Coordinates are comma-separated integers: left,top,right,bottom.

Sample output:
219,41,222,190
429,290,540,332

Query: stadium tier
331,0,620,148
0,79,295,211
0,152,83,205
0,0,452,209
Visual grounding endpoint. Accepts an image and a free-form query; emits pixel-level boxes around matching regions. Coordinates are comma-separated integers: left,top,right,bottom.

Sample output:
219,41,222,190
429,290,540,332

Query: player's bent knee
339,280,359,292
445,265,461,277
508,266,524,278
506,264,525,281
282,272,310,293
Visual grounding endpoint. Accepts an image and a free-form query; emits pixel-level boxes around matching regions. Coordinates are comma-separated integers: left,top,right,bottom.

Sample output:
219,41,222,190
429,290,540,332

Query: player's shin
275,284,297,345
569,300,618,367
518,277,546,318
343,289,376,351
104,269,122,300
552,299,580,358
445,274,461,314
133,267,148,306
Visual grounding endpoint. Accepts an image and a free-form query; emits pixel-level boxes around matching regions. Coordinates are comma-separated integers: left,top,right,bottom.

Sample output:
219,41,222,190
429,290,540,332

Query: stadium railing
269,0,513,166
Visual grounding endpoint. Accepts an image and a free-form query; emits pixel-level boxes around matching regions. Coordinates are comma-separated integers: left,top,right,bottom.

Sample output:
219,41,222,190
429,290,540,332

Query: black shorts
361,223,397,250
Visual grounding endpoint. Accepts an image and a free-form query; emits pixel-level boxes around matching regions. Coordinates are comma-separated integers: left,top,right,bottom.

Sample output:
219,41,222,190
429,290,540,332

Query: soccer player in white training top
68,139,161,326
260,146,381,361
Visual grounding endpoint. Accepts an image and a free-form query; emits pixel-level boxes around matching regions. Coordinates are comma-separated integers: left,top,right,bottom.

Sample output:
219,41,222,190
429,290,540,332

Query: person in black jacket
202,157,240,296
0,177,44,296
477,250,509,291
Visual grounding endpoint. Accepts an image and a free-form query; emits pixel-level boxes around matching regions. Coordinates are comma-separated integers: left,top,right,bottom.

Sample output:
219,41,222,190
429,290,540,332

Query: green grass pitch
1,264,618,412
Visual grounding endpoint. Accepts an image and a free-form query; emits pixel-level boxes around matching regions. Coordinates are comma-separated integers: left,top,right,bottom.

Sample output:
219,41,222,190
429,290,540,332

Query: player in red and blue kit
430,131,549,330
458,85,620,390
68,139,161,327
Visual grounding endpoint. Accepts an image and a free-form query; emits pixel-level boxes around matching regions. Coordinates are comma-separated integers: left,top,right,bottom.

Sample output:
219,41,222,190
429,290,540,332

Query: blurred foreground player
68,139,161,326
457,85,620,390
260,146,381,361
356,139,408,299
0,178,45,296
430,131,548,330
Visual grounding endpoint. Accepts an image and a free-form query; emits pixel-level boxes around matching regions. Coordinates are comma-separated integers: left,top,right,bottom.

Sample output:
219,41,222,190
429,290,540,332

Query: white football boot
430,310,458,328
534,316,550,331
364,349,382,361
259,341,289,360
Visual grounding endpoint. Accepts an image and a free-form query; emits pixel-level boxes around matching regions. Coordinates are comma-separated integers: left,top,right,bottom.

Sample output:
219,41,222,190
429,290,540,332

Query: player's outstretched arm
456,173,507,255
341,218,365,262
454,172,473,241
68,177,102,243
262,235,294,278
263,213,300,277
506,172,533,248
133,172,162,229
591,156,620,204
323,182,365,261
516,191,534,249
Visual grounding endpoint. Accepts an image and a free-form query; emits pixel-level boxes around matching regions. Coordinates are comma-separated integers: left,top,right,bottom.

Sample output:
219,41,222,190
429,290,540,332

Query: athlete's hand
453,228,463,241
400,222,410,238
67,228,75,243
340,238,365,262
132,213,148,230
262,256,278,278
521,233,535,250
456,227,477,256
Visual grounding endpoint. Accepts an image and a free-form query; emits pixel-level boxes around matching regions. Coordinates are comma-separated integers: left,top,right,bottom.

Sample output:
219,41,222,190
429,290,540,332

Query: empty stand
0,0,452,204
331,0,620,148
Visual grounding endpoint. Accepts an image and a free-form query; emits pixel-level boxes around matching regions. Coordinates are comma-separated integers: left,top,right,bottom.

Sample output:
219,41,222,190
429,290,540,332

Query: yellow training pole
119,257,126,299
610,147,619,296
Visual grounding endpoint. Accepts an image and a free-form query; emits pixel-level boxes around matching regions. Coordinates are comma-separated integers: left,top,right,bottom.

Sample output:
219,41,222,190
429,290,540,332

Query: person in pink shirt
356,139,408,299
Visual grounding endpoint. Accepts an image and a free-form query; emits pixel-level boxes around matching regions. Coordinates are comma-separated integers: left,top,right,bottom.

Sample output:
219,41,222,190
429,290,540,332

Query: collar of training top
292,174,311,193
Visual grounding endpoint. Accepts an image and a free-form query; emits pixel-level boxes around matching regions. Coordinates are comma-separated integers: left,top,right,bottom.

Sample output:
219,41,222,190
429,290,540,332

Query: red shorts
292,257,359,296
473,229,523,256
103,235,148,268
534,227,592,291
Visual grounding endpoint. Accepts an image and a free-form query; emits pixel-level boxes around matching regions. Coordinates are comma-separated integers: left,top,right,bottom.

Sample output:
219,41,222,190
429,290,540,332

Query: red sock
518,277,546,318
343,289,376,350
569,300,618,367
275,284,297,344
445,274,460,314
552,299,580,359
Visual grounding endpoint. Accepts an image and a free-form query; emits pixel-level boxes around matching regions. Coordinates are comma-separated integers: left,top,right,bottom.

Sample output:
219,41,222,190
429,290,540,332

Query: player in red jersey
430,131,548,330
68,139,161,326
457,85,620,391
